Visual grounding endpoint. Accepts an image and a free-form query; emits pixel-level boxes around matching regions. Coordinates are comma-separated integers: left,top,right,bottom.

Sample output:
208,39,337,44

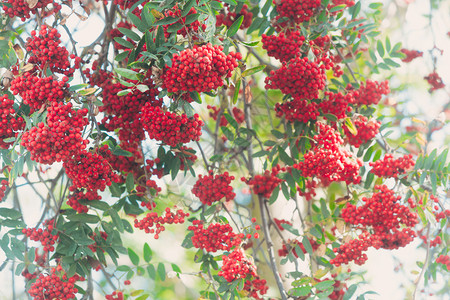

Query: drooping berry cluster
275,99,319,123
276,0,321,24
141,104,203,147
0,95,24,149
134,207,189,239
26,26,80,76
66,189,102,213
424,72,445,92
265,57,326,100
241,165,284,198
28,265,81,300
319,91,354,120
21,102,89,165
64,148,118,192
332,185,418,266
218,249,257,282
188,220,243,252
1,0,60,21
106,291,124,300
436,254,450,270
262,31,305,62
10,73,70,112
343,115,381,148
163,4,206,38
352,80,390,106
244,276,268,300
400,49,423,62
294,122,362,185
162,43,242,93
216,4,253,29
369,154,415,178
192,171,235,205
22,219,58,252
0,180,8,201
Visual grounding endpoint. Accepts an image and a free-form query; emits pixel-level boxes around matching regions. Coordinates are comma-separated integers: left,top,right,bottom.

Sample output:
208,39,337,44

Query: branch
412,223,431,299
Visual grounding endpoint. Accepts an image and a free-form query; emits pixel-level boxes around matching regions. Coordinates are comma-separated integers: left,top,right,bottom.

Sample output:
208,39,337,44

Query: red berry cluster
332,185,418,266
0,180,8,201
351,80,390,106
21,102,89,165
28,265,81,300
207,105,245,127
278,238,319,258
10,73,70,113
216,4,253,30
188,220,243,252
66,189,102,213
424,72,445,92
275,98,319,123
1,0,60,21
106,291,124,300
134,207,189,239
265,56,326,100
162,43,242,93
369,154,415,178
319,91,354,120
330,232,372,266
428,195,450,222
0,95,24,149
192,171,235,205
26,26,80,77
241,165,284,198
163,4,206,39
400,49,423,63
297,179,318,201
327,0,355,14
64,148,118,192
22,219,58,252
262,31,305,62
276,0,321,23
436,255,450,270
141,104,203,147
218,249,257,282
343,115,381,148
294,122,362,186
244,276,268,300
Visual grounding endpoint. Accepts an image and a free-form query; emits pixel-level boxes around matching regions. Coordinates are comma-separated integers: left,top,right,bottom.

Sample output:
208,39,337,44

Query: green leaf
157,262,166,281
147,264,156,280
278,147,294,165
320,199,330,219
126,173,135,193
222,0,237,5
302,237,313,255
181,0,195,17
430,172,437,194
114,37,134,49
0,208,21,220
112,147,133,157
184,13,200,25
242,65,266,77
221,126,235,141
110,209,124,233
66,214,100,224
233,79,241,104
143,243,152,262
116,68,139,80
128,248,140,266
227,15,244,37
344,284,357,300
315,280,335,290
224,113,238,130
330,4,347,13
118,27,141,41
154,16,179,26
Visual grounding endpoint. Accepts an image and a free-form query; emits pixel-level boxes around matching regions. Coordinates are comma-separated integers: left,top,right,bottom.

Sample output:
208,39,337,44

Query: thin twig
412,224,431,300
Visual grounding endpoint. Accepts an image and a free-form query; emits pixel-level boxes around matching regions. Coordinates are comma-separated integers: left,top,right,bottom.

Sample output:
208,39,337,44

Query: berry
188,220,243,252
369,154,415,178
262,31,305,62
276,0,321,24
343,115,381,148
192,171,235,205
218,249,257,282
134,206,189,238
0,95,24,149
216,4,253,30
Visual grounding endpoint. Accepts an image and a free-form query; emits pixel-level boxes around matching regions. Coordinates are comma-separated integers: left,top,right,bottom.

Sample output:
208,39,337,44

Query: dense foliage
0,0,448,299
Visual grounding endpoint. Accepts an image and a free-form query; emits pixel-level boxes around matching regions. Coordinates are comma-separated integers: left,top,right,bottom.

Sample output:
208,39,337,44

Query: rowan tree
0,0,448,299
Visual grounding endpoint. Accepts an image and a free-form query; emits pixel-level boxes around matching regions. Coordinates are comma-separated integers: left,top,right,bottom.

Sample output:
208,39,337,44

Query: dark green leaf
126,173,135,193
114,37,134,49
143,243,152,262
242,65,266,77
227,15,244,37
66,214,100,224
0,208,21,219
110,209,124,233
118,27,141,41
181,0,195,17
